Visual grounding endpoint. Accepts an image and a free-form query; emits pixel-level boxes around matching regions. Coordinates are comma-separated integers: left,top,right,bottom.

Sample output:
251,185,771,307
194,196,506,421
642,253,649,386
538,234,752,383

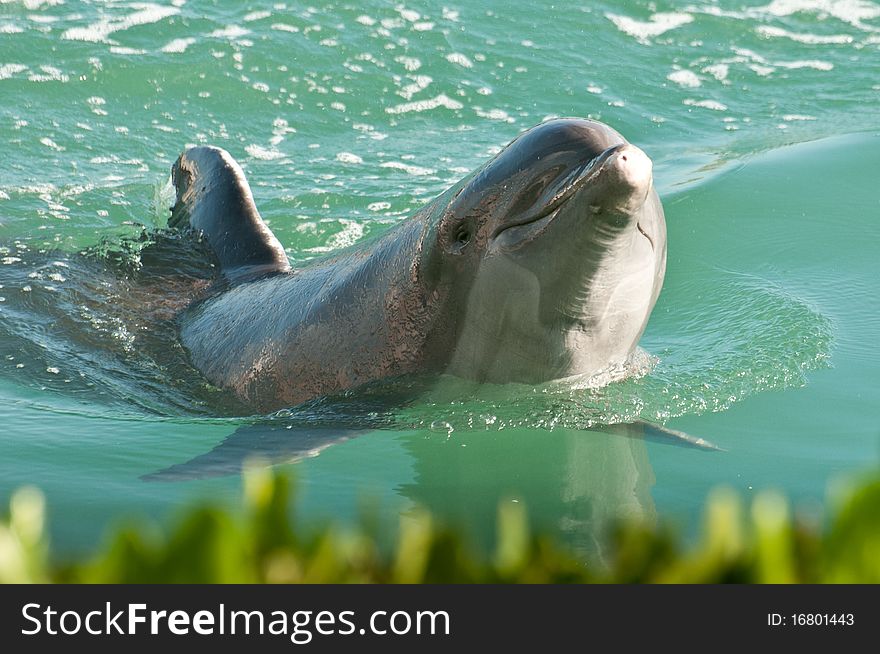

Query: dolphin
172,118,666,411
145,118,703,480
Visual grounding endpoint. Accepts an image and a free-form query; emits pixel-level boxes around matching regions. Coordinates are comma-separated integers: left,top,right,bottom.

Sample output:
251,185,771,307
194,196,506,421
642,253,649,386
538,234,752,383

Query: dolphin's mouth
490,143,626,241
637,222,654,250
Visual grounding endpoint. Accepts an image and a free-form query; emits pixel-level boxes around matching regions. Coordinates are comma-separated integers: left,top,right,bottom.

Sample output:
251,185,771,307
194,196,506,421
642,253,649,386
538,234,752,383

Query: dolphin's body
172,119,666,413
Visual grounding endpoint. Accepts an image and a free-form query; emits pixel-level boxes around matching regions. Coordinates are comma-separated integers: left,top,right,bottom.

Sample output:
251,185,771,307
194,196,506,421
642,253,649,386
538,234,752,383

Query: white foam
397,74,432,100
474,107,514,122
733,47,770,63
775,58,834,70
759,0,880,31
39,137,64,151
756,25,854,43
245,144,285,160
385,93,463,114
380,17,404,30
0,63,27,80
667,69,702,87
367,201,391,211
244,10,271,22
268,117,295,146
271,23,299,33
20,0,64,9
161,37,196,53
28,15,61,24
336,152,363,164
109,46,146,55
309,219,365,253
683,98,728,111
605,11,694,44
702,63,730,81
89,155,142,165
62,4,179,43
733,46,835,74
782,114,817,120
446,52,473,68
327,220,364,249
395,55,421,72
380,161,436,176
0,23,24,34
749,63,776,76
86,95,108,115
12,183,55,195
209,25,250,39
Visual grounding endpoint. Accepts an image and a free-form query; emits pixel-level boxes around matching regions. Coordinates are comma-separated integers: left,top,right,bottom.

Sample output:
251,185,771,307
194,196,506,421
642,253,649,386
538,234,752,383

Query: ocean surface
1,0,878,561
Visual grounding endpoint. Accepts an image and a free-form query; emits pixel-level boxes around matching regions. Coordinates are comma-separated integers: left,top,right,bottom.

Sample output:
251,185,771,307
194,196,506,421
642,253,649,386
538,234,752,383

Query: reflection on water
138,417,661,561
400,426,656,563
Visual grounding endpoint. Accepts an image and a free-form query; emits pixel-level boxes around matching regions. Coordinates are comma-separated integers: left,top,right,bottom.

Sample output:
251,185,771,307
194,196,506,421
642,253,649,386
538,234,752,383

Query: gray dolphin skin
170,118,667,414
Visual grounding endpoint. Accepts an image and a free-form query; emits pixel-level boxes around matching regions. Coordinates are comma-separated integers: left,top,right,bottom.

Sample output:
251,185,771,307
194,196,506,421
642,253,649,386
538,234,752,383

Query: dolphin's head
423,118,666,383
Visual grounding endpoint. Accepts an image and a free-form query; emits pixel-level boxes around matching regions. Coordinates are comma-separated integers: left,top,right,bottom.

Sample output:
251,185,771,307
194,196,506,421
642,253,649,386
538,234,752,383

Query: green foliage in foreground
2,469,880,583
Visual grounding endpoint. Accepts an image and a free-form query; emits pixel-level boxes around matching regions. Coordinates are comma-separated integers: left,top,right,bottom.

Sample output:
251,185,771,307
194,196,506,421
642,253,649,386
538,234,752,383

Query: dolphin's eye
442,217,473,255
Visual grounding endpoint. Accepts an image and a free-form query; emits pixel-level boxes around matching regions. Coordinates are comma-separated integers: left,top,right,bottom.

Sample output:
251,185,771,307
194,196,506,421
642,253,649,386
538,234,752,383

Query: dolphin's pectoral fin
141,423,366,482
597,421,724,451
170,146,291,282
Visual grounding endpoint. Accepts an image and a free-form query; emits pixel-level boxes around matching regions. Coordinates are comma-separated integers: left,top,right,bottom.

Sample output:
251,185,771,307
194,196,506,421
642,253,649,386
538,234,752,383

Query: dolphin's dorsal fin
170,146,291,281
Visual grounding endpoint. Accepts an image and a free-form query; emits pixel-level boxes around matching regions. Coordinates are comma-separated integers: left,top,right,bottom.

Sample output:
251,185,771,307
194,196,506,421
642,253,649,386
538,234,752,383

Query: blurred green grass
2,467,879,583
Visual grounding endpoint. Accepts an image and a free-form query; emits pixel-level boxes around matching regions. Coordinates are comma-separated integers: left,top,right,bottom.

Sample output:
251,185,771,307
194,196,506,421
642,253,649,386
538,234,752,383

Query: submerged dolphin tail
170,146,291,281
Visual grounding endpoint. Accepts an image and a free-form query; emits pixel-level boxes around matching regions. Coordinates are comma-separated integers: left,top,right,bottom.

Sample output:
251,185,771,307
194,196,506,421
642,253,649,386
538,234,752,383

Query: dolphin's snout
585,143,654,215
606,144,653,192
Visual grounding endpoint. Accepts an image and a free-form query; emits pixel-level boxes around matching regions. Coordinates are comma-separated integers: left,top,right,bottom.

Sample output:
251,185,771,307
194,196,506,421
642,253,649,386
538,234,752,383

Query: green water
1,0,878,560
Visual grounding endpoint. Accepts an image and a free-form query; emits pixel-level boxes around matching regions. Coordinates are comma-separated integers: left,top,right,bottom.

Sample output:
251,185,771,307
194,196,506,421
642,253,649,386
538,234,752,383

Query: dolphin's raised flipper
598,421,724,451
170,146,291,281
141,422,366,482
